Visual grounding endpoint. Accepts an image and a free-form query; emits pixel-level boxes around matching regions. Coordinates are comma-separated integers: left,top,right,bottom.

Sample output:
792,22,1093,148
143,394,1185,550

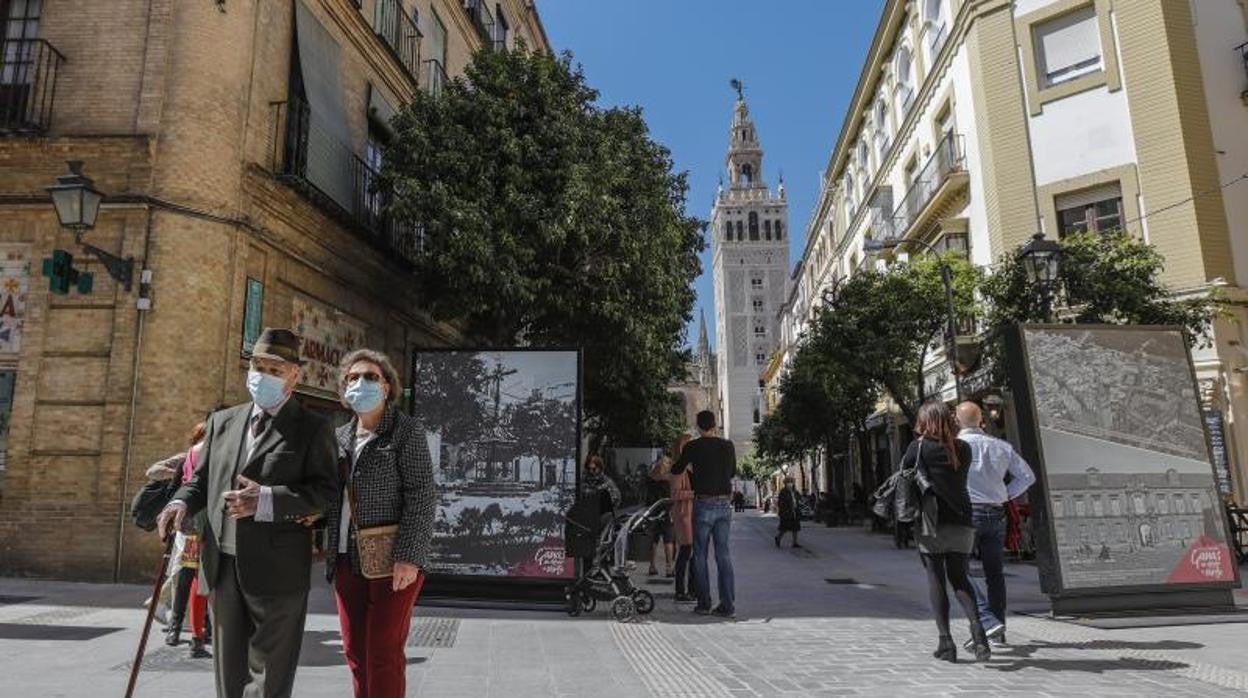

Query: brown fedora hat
251,327,305,365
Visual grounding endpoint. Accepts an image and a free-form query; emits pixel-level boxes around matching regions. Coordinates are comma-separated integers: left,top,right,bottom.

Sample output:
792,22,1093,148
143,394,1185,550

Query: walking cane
125,534,175,698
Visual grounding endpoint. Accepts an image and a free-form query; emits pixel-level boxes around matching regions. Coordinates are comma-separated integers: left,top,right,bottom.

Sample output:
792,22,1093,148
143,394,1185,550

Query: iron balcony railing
465,0,496,45
890,131,965,239
374,0,421,80
423,58,447,96
869,201,896,241
271,97,422,264
0,38,64,133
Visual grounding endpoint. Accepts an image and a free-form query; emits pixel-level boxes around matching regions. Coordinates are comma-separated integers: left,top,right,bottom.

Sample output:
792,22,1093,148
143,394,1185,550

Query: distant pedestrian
670,411,737,618
903,400,990,663
956,401,1035,649
775,477,801,548
646,457,675,576
665,433,696,602
324,349,437,698
732,490,745,512
582,455,621,513
164,420,212,658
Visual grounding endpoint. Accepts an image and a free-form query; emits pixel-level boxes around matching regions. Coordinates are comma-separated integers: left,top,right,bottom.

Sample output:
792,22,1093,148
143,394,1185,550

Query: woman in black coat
775,477,801,548
900,400,989,663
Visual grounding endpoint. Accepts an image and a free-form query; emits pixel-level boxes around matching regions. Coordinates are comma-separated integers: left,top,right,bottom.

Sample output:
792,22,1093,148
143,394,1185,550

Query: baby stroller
564,498,670,622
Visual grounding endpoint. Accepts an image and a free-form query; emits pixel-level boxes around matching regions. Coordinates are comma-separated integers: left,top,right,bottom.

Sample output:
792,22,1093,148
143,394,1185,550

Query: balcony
465,0,496,46
888,131,967,242
270,97,422,265
373,0,421,80
0,38,65,134
423,58,447,96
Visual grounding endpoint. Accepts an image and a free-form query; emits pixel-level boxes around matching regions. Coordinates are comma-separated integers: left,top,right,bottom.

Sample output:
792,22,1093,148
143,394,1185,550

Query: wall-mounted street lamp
1019,232,1062,323
46,160,134,292
863,236,971,401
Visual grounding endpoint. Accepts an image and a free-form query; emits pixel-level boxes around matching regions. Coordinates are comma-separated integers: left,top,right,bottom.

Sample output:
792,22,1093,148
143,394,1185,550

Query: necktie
251,411,271,438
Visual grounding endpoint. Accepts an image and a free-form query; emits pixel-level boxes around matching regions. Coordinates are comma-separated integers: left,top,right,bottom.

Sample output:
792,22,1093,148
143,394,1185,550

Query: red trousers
188,576,207,639
333,558,425,698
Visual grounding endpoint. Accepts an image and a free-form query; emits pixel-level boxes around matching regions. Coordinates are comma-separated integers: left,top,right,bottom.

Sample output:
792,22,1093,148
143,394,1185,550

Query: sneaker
693,606,713,615
711,605,736,619
966,623,1005,649
984,622,1006,640
674,593,695,603
990,631,1008,648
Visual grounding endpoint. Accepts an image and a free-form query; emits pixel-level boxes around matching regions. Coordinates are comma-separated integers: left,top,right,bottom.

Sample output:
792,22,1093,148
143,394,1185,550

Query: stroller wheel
632,589,655,615
565,591,582,617
610,596,637,623
580,593,597,614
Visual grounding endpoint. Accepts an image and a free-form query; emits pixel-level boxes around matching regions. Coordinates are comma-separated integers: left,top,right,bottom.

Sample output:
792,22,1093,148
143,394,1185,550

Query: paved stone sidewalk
1,509,1245,696
610,511,1248,697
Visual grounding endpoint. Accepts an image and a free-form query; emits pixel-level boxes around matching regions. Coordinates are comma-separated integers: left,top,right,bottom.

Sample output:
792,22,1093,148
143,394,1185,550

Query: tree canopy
384,46,703,445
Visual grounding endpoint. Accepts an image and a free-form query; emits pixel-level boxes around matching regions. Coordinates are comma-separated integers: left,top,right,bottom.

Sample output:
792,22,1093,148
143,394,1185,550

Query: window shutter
295,0,354,212
1037,6,1101,79
1055,181,1121,212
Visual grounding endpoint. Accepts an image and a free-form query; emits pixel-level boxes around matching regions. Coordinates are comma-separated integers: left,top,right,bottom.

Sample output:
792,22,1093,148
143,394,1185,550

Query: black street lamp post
862,236,966,402
1019,232,1062,322
46,160,134,292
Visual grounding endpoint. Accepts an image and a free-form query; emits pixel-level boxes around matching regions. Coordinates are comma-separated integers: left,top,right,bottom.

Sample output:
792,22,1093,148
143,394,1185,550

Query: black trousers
210,554,309,698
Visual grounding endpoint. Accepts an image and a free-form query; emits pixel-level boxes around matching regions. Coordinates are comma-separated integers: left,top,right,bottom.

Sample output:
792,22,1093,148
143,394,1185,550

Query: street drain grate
408,617,458,648
826,578,885,589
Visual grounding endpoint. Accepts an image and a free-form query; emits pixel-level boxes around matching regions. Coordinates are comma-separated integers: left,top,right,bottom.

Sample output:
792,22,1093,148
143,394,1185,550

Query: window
1110,496,1122,516
857,141,869,175
736,220,743,241
741,163,753,184
724,221,732,242
752,395,762,423
1,0,41,113
494,4,509,49
428,8,448,66
754,325,766,337
1173,494,1185,514
748,212,759,241
895,46,914,113
1056,183,1123,236
1034,5,1102,88
764,219,772,240
925,0,948,55
752,297,764,312
754,353,767,366
750,276,763,289
775,221,783,240
1092,496,1104,517
1052,498,1064,518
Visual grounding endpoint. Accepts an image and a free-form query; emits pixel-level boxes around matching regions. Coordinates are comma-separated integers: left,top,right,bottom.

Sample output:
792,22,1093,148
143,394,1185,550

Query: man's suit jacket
174,398,338,596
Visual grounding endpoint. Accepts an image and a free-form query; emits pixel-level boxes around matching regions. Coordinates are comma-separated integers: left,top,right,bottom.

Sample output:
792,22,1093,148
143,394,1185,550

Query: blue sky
538,0,885,350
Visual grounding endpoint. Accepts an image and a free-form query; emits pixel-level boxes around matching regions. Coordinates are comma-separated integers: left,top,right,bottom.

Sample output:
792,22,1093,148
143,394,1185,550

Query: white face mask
247,369,288,410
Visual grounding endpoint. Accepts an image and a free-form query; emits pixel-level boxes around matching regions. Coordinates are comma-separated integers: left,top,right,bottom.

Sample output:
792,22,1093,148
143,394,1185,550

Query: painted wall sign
0,245,30,355
291,294,366,395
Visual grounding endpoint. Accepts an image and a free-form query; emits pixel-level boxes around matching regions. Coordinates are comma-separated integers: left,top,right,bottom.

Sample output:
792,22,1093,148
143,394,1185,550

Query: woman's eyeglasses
346,371,382,384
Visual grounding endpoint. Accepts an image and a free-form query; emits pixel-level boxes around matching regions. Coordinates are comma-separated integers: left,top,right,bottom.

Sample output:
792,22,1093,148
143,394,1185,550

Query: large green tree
383,46,703,445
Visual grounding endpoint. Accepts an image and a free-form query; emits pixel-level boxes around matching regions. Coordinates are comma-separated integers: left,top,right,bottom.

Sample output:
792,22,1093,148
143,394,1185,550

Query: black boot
190,636,211,658
933,635,956,662
164,625,182,647
969,623,991,662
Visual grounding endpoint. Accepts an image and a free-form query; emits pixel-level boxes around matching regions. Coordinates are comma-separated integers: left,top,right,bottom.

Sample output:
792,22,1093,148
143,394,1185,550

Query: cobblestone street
1,510,1245,696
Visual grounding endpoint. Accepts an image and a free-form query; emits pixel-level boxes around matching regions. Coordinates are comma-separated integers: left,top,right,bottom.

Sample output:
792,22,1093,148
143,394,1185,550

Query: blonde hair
338,348,403,409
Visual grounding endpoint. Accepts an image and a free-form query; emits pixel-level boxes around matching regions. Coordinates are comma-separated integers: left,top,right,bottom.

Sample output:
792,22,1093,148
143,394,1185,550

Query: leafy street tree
384,46,703,446
980,229,1216,383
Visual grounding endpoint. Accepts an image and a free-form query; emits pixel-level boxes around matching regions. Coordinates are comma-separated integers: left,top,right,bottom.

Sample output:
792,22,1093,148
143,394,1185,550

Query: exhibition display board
1007,325,1240,613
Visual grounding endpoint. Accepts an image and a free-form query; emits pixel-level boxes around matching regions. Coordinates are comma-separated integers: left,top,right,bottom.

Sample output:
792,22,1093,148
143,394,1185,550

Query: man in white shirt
957,401,1035,646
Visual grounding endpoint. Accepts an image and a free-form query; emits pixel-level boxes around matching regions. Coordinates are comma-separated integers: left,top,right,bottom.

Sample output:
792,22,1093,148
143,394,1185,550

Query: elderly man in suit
157,328,338,698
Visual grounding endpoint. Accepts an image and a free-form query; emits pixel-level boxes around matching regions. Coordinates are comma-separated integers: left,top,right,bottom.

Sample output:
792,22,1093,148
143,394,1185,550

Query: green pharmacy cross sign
41,249,94,295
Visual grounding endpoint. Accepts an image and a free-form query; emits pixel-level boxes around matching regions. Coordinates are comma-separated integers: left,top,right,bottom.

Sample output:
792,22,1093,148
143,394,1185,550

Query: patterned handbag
339,452,397,580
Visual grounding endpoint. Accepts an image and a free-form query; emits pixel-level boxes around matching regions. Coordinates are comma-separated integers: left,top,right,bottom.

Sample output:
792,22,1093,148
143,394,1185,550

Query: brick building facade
0,0,549,581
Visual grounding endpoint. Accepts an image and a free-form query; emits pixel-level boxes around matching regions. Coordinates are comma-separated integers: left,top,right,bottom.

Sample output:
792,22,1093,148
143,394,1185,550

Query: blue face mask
247,369,288,410
344,379,386,414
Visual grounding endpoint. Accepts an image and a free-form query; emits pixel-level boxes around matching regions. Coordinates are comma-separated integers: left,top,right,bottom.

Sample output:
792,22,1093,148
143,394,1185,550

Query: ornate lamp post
1019,232,1062,322
46,160,134,291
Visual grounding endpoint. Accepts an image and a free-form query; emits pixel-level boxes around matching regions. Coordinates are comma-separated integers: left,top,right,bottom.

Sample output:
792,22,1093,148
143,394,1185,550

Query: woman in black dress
775,476,801,548
901,400,990,662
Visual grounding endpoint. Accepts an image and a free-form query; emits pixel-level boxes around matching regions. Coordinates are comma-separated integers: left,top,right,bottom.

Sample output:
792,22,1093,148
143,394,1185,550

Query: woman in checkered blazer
323,348,437,698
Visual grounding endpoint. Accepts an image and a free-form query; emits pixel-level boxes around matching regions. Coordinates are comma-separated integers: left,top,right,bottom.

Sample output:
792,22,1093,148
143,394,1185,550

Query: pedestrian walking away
670,410,737,618
664,433,697,602
775,477,802,548
903,400,990,663
156,327,338,698
956,401,1035,649
322,349,438,698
